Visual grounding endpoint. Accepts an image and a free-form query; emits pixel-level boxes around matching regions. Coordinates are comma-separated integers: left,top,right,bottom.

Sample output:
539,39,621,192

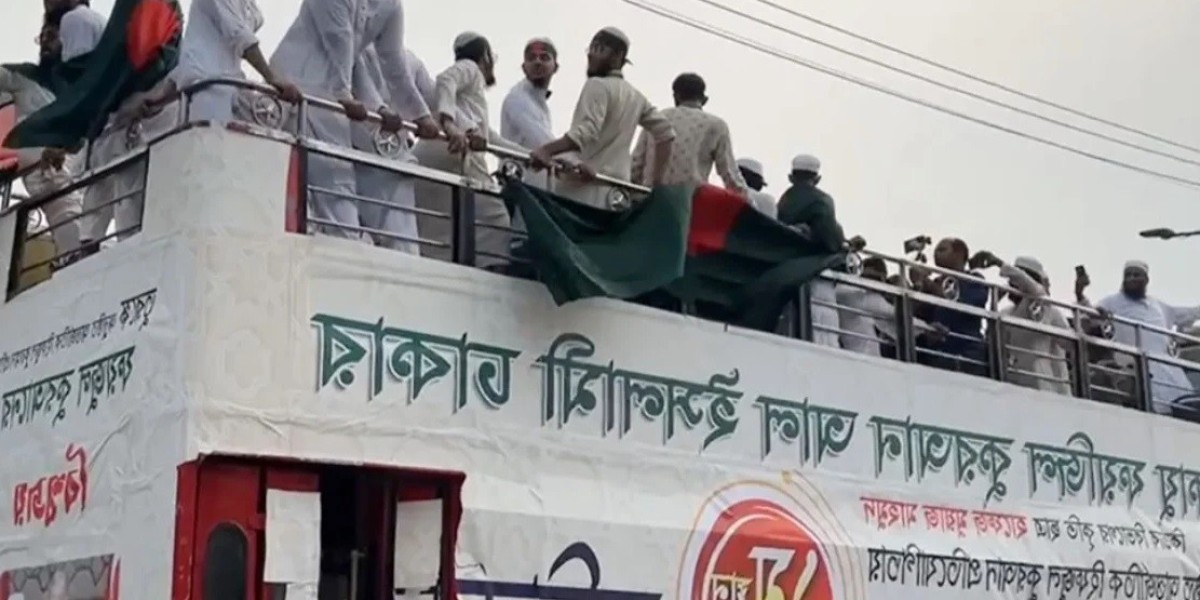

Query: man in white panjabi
735,157,776,218
138,0,300,124
529,27,675,209
630,72,747,196
987,253,1071,396
500,38,557,190
836,257,943,357
413,32,520,270
350,45,426,255
46,0,105,62
0,21,82,253
1096,261,1200,415
269,0,438,242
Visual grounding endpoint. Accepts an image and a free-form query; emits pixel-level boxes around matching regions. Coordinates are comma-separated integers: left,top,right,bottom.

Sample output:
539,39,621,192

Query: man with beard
501,38,557,152
529,27,674,209
1,19,83,253
1096,261,1200,416
501,38,556,191
413,32,517,269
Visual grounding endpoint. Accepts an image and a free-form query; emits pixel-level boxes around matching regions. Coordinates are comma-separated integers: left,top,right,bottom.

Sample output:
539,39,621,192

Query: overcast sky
4,0,1198,304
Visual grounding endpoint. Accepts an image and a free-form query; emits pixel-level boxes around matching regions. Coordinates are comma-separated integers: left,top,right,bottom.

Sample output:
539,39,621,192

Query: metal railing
3,78,1198,424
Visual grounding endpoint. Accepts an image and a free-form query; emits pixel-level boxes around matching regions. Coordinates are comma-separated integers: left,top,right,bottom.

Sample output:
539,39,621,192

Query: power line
617,0,1200,189
686,0,1200,167
748,0,1200,155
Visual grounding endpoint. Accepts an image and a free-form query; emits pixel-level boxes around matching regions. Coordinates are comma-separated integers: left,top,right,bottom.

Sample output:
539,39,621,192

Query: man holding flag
6,0,184,250
1,20,83,254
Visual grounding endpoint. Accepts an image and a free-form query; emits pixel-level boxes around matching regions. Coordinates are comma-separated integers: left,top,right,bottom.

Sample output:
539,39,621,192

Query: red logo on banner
684,497,834,600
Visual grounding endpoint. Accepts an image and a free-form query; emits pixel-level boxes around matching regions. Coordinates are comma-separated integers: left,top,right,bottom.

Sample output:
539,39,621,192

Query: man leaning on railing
0,20,83,254
1091,260,1200,417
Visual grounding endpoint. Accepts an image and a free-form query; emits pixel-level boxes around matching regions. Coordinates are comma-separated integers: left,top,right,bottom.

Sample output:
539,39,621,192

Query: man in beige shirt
630,73,748,197
529,27,675,209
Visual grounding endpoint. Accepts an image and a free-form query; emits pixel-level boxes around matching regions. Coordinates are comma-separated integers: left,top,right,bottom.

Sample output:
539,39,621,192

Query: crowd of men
2,0,1197,417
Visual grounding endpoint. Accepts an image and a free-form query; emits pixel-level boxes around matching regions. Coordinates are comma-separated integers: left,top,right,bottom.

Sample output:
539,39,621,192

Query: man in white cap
973,252,1071,395
736,157,775,218
1095,260,1200,415
269,0,439,241
777,153,844,348
413,32,519,269
528,26,675,209
630,73,747,196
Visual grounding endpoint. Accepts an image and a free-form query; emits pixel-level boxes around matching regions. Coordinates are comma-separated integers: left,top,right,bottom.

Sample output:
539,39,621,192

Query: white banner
186,238,1200,599
0,237,187,600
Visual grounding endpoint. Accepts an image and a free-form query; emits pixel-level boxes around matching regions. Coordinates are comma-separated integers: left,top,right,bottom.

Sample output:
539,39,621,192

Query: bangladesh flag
4,0,183,150
503,180,846,332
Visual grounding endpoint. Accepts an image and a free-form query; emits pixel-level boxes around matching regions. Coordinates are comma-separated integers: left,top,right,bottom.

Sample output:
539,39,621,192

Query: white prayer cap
791,153,821,173
1014,256,1047,280
595,26,633,63
524,37,557,57
453,31,486,51
737,158,765,178
1124,259,1149,274
598,26,631,48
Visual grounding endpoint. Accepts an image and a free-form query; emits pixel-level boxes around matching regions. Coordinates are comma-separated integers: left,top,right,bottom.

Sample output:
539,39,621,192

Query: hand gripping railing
175,78,650,199
813,248,1200,414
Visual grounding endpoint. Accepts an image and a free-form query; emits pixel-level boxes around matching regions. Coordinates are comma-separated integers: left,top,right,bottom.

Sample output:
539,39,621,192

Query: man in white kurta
992,255,1071,396
500,38,556,153
529,28,675,208
501,38,556,192
350,46,423,254
1097,261,1200,415
835,257,943,357
164,0,299,124
736,158,776,218
1,24,82,253
500,38,556,235
270,0,436,241
413,32,515,269
51,0,106,62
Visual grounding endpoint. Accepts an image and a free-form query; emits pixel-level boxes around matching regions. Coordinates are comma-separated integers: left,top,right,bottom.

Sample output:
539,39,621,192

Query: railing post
1,178,12,212
1135,355,1155,414
795,284,813,342
6,207,27,300
451,185,476,266
1071,308,1092,400
988,317,1007,383
894,291,916,363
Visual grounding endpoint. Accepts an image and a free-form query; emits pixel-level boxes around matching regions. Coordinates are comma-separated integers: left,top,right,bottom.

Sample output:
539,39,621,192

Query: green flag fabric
2,53,91,99
4,0,183,150
503,180,846,332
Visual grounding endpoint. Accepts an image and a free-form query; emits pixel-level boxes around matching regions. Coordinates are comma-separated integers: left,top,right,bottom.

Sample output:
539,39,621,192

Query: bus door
172,457,463,600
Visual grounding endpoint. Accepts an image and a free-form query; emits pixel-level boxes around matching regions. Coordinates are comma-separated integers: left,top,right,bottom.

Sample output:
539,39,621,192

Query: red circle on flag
687,498,834,600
